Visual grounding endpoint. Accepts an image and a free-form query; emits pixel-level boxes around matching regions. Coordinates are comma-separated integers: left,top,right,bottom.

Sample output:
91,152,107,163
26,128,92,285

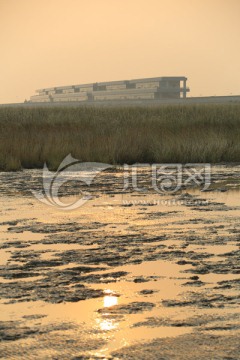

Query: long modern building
29,77,189,103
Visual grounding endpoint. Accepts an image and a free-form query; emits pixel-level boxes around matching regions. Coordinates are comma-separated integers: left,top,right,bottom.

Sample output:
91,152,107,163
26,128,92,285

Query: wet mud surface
0,165,240,359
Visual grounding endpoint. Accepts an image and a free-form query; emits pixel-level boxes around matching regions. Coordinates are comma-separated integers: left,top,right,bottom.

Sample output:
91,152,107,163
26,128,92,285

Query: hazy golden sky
0,0,240,103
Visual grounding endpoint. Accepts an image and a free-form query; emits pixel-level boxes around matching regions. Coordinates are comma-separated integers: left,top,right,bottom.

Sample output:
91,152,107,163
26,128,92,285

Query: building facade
30,77,189,103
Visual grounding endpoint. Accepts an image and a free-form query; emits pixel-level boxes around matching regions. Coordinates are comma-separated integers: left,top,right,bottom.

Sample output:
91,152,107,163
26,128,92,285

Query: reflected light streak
98,318,118,331
104,295,118,308
96,292,119,331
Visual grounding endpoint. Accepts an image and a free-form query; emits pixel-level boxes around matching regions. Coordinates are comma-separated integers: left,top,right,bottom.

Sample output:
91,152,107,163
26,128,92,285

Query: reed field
0,104,240,171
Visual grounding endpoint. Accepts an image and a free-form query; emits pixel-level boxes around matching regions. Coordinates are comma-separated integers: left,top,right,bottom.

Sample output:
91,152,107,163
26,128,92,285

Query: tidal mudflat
0,165,240,359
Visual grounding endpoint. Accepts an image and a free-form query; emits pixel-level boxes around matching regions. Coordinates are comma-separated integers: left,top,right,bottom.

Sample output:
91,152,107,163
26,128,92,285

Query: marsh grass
1,104,240,170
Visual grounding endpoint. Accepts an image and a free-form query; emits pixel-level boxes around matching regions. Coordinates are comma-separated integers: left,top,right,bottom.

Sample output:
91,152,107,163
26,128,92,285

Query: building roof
36,76,188,93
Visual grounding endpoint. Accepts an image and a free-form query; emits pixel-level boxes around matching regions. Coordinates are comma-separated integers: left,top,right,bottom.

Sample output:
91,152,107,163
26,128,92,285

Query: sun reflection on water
104,295,118,308
98,318,118,331
96,291,119,331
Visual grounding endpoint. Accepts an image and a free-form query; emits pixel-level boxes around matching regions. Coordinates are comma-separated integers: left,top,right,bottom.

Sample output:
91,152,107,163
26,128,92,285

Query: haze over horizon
0,0,240,103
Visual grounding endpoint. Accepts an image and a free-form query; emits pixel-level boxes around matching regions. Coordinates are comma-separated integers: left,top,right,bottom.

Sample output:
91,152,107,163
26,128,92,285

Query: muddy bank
0,165,240,358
